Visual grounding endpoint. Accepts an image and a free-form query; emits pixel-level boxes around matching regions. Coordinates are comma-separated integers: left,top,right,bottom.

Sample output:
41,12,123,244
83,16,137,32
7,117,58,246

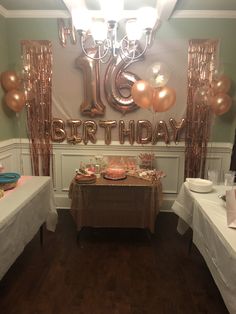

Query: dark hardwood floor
0,210,229,314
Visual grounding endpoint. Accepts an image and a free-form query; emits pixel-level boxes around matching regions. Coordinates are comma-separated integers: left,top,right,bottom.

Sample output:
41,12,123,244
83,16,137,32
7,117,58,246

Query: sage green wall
2,17,236,142
5,18,58,140
0,15,18,140
157,18,236,143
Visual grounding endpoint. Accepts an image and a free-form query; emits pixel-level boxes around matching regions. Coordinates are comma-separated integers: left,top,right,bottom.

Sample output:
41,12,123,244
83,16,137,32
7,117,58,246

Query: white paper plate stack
186,178,213,193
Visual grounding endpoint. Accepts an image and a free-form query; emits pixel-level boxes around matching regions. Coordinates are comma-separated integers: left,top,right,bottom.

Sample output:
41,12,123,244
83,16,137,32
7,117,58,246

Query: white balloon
146,62,171,88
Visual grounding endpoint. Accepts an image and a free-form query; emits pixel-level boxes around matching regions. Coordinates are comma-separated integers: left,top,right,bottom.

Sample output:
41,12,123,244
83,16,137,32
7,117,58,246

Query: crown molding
172,10,236,19
0,8,70,19
0,7,236,20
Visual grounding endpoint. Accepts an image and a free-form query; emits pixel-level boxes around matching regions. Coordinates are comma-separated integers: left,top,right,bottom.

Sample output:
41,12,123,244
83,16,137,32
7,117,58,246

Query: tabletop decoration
74,168,96,184
138,153,155,169
102,157,128,180
134,169,166,183
0,173,21,190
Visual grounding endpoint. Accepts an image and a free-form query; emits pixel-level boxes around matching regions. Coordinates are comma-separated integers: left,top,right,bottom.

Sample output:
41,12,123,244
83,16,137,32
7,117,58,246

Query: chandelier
61,0,159,63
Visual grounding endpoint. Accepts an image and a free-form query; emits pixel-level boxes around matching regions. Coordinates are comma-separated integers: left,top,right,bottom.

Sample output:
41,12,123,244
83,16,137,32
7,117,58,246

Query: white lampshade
71,8,91,31
99,0,124,21
90,20,107,41
126,20,142,41
136,7,157,30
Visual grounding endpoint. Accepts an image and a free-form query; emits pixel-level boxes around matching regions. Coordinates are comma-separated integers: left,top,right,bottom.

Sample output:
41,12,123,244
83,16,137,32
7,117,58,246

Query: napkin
225,189,236,228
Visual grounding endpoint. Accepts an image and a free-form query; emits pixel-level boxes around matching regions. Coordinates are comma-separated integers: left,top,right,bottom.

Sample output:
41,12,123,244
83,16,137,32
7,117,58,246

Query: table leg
145,228,155,241
76,227,85,248
188,233,193,255
40,224,43,247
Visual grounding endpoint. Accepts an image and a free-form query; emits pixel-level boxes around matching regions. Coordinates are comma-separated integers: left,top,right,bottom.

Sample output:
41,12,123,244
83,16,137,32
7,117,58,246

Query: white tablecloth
0,176,58,280
172,183,236,314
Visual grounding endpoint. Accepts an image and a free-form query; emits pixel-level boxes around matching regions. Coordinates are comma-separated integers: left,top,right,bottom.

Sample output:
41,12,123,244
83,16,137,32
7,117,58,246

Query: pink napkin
226,189,236,228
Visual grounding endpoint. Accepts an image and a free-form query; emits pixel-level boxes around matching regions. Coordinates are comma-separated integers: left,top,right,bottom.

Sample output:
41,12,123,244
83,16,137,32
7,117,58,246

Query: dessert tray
103,174,127,181
0,172,21,190
74,173,96,184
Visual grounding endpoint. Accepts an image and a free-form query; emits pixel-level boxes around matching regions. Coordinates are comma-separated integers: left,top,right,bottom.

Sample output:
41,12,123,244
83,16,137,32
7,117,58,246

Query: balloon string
16,112,24,174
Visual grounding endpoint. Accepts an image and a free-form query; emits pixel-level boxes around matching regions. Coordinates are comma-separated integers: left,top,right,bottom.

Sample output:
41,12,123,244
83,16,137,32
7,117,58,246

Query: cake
105,167,126,180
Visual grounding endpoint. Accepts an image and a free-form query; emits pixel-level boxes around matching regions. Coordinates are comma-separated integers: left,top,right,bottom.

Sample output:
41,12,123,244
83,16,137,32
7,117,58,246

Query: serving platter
103,174,127,181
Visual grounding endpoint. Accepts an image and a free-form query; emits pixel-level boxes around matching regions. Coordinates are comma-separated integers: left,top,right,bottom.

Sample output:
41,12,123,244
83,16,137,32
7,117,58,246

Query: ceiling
0,0,236,19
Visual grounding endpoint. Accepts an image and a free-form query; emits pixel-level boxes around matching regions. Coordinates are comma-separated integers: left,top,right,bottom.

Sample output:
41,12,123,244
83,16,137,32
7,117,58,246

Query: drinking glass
207,169,219,185
224,171,235,187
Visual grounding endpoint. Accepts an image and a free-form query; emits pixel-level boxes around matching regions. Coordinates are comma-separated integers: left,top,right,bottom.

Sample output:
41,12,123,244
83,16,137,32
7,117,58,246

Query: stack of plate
186,178,213,193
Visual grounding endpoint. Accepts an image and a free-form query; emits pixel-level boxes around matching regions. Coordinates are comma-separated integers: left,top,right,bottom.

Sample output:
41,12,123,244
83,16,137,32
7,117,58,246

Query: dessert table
172,182,236,314
69,175,162,233
0,176,58,280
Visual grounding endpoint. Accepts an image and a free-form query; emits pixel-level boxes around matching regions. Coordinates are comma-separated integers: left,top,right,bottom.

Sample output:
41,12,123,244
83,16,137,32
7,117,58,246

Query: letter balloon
51,118,66,142
67,119,82,144
75,50,105,117
136,120,152,144
83,120,97,145
99,120,117,145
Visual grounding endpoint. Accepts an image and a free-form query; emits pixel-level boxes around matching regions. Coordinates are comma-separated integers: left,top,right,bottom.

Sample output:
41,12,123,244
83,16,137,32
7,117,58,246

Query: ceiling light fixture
60,0,160,63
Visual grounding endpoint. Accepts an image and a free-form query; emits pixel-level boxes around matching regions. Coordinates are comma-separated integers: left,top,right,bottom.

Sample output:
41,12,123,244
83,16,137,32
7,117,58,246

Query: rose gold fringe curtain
184,39,218,179
21,40,53,176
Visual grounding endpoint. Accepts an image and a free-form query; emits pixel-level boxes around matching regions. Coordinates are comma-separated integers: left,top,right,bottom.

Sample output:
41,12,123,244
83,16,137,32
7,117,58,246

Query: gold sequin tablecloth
69,175,162,233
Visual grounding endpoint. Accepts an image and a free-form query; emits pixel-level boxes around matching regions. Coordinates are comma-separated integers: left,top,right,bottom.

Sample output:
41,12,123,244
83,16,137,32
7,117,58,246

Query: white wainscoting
0,139,233,210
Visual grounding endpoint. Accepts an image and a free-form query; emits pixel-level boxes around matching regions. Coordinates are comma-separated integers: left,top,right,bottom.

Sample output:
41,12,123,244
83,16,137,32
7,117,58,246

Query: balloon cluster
208,74,232,116
0,71,26,112
131,62,176,112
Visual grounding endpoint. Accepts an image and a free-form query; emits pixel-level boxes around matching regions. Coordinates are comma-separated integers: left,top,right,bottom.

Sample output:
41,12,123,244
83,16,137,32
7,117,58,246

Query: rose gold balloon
136,120,152,144
51,119,66,142
131,80,154,109
99,120,117,145
67,119,82,144
83,120,97,145
209,93,232,116
211,74,231,94
152,86,176,112
75,50,105,117
0,71,21,92
169,118,186,144
104,55,140,114
4,89,26,112
152,120,170,145
119,120,135,144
